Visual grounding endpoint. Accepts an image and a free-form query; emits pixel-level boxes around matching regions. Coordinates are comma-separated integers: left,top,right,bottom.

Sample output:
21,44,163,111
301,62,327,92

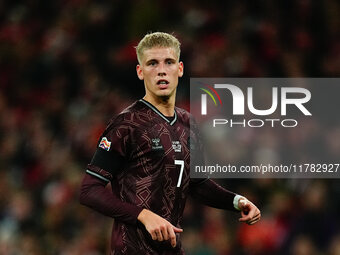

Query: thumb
239,206,254,222
241,205,250,216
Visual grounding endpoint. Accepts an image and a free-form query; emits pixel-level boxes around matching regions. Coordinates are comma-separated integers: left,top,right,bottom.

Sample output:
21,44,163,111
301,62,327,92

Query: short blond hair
136,32,181,64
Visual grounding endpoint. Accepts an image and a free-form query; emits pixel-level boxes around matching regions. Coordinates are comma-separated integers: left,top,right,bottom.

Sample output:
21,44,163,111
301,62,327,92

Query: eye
148,60,157,66
166,60,174,65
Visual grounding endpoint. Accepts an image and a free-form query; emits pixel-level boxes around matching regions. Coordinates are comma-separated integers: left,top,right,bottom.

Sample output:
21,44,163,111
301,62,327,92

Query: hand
238,197,261,225
137,209,183,247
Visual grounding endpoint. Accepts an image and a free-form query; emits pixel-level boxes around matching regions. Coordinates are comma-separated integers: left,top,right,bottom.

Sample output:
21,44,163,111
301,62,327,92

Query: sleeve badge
99,137,111,151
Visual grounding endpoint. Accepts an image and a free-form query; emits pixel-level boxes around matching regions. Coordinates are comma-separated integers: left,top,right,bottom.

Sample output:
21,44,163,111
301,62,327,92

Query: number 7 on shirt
174,160,184,188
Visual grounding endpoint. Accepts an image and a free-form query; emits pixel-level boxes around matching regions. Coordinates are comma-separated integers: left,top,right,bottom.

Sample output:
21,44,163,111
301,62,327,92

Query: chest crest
172,141,182,152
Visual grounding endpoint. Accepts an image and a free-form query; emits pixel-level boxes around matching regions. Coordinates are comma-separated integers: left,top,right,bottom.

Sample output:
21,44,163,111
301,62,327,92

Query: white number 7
174,160,184,188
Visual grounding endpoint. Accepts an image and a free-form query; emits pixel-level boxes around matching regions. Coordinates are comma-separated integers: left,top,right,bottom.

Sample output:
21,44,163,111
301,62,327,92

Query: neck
143,94,176,117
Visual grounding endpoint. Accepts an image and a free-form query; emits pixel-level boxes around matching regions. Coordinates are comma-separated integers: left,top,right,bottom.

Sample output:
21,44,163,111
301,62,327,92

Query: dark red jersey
80,99,237,254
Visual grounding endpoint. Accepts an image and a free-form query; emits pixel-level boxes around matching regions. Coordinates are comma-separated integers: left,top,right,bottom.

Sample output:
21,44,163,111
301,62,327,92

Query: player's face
136,47,184,101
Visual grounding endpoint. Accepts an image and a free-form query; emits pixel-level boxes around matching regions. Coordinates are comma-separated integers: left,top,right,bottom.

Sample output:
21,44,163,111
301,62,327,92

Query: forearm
189,179,238,211
79,173,143,225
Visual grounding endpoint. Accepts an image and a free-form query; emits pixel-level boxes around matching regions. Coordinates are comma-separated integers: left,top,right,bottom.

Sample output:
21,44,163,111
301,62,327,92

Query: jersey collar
139,99,177,126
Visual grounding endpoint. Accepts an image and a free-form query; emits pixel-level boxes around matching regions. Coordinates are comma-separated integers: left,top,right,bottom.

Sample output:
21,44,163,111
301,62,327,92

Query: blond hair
136,32,181,64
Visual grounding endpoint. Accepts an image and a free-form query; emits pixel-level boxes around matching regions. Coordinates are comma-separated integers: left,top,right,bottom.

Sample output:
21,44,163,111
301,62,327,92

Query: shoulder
175,106,196,126
108,101,137,123
104,100,148,134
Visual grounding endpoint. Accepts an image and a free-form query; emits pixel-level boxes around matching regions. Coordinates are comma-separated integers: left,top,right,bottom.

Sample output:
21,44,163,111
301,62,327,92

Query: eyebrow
145,58,176,64
146,59,158,65
165,58,176,62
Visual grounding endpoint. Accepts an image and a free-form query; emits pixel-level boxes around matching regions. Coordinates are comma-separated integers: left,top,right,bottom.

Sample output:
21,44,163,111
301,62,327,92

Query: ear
136,65,144,80
178,61,184,77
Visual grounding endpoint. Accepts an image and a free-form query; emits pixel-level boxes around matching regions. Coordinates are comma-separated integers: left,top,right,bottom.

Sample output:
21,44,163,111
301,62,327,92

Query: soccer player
79,32,261,254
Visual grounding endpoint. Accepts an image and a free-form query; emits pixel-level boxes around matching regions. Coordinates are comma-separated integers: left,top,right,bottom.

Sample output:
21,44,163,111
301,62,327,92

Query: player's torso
117,100,192,224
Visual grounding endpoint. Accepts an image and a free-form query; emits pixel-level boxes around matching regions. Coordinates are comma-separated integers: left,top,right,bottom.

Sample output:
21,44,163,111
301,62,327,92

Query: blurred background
0,0,340,254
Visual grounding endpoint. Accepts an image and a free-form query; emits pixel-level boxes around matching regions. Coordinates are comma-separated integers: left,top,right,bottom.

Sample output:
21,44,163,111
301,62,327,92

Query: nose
157,63,166,76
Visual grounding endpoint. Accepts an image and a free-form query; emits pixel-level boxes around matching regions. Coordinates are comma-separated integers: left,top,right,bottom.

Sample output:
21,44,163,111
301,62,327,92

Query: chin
157,94,170,100
156,90,171,96
156,91,173,100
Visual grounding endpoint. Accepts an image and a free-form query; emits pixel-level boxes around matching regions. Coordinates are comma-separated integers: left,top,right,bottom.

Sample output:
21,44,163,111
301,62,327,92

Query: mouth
157,80,169,85
157,79,169,89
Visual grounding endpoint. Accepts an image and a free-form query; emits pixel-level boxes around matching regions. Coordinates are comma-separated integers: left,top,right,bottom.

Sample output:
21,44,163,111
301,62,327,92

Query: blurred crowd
0,0,340,254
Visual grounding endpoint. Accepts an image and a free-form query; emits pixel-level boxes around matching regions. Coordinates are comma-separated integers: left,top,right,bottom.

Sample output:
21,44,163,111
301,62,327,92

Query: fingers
153,225,167,242
155,229,164,241
247,213,261,225
239,210,260,222
138,209,183,247
239,206,255,222
150,230,157,241
238,201,261,225
150,223,182,247
173,226,183,233
239,215,251,222
168,226,177,247
161,225,169,241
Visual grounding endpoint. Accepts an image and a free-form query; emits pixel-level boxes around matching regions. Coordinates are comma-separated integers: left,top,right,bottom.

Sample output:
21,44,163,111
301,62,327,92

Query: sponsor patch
99,137,111,151
151,138,163,150
172,141,182,152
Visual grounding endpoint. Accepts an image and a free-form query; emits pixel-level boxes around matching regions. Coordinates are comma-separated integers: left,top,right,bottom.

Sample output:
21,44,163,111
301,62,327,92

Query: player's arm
80,163,183,242
190,116,261,224
189,179,261,225
79,120,143,225
79,170,143,224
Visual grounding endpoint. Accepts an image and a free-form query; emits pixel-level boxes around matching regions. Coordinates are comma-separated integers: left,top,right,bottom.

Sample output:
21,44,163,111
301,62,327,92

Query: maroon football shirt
80,99,236,254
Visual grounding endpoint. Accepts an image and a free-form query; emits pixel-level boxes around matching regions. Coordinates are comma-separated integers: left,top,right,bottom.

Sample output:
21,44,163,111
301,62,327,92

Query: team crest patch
172,141,182,152
151,138,163,150
99,137,111,151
